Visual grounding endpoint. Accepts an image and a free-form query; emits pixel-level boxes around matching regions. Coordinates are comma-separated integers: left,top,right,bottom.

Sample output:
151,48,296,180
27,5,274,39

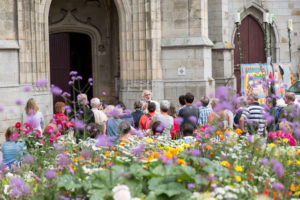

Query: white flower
113,184,131,200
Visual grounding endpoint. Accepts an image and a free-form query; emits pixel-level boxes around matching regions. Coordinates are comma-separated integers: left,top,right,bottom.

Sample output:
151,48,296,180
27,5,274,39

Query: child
53,102,73,133
181,123,196,143
119,121,133,141
1,126,25,167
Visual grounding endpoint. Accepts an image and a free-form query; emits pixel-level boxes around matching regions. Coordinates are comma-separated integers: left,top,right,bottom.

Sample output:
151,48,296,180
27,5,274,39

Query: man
279,92,300,123
176,95,186,114
178,92,199,129
240,93,266,135
142,90,160,113
198,96,213,126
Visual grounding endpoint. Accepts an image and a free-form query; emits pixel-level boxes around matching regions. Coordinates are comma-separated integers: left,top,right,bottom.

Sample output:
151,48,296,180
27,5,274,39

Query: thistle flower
259,158,268,166
96,134,114,147
23,155,35,164
23,85,33,92
57,154,71,168
15,99,23,105
270,159,283,177
50,85,62,95
69,71,78,76
0,106,3,112
45,169,56,179
131,144,146,155
36,78,48,88
71,118,85,130
271,182,284,191
9,177,31,198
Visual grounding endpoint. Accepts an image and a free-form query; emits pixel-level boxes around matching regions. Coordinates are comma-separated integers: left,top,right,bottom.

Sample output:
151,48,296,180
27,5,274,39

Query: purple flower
53,143,65,153
64,105,72,114
57,154,70,168
71,118,85,130
36,78,48,88
62,92,71,97
102,91,106,96
25,113,39,128
15,99,23,105
259,158,268,166
23,85,32,92
50,85,62,95
296,172,300,176
188,116,197,123
131,144,146,155
270,159,284,177
76,76,83,80
187,183,194,190
69,71,78,76
45,169,56,179
9,177,31,198
68,81,73,85
80,150,92,160
193,101,202,107
23,155,35,164
272,182,284,191
175,117,183,125
96,135,114,147
191,149,201,157
108,108,122,118
131,129,145,138
0,106,3,112
247,135,253,143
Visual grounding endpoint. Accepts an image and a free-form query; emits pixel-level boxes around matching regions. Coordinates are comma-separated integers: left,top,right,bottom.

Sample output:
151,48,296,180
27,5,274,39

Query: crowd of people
1,89,300,166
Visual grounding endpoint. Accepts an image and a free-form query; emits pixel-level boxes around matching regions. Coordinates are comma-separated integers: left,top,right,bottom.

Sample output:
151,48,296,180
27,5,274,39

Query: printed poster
241,64,268,104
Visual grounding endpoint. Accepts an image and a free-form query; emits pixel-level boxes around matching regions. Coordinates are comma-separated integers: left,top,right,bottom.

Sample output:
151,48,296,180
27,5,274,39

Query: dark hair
88,123,104,138
182,123,194,137
185,93,194,104
179,95,186,106
119,121,131,135
5,126,15,141
152,121,164,135
148,102,156,113
134,101,142,109
201,96,210,107
168,103,176,118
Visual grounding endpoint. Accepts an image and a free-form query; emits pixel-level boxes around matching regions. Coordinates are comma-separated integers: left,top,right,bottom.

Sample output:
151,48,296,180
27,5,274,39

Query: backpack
145,113,152,129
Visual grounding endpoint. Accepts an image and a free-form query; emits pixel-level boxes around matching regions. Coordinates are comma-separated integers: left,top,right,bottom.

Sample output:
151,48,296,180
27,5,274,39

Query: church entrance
50,32,93,104
49,0,120,106
234,15,266,93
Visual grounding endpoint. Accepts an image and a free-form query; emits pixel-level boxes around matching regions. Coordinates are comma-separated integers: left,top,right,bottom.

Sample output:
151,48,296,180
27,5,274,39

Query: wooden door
234,15,266,93
50,33,71,105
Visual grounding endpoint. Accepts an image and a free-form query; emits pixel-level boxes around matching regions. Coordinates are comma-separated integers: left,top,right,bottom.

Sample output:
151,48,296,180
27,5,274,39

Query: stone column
208,0,235,88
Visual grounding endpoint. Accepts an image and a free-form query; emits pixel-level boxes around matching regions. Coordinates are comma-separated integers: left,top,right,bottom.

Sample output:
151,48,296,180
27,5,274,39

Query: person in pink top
52,102,73,133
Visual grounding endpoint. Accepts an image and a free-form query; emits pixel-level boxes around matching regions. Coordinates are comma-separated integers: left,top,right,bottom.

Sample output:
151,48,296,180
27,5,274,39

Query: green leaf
89,189,108,200
194,175,209,185
57,174,82,190
129,163,150,177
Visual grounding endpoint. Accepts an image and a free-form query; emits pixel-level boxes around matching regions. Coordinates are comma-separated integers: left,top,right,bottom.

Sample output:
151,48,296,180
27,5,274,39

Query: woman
207,98,229,129
148,100,173,137
23,98,45,134
168,103,180,139
106,107,123,141
1,126,25,167
119,121,133,141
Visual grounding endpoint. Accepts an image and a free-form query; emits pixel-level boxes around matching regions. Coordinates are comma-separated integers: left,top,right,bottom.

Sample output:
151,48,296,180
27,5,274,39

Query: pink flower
10,132,20,141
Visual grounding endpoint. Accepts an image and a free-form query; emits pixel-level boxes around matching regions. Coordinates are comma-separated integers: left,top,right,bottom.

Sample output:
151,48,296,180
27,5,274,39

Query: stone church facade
0,0,300,135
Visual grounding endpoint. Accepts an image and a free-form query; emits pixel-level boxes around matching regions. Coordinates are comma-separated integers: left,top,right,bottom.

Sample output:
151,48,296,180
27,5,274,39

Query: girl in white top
23,98,45,134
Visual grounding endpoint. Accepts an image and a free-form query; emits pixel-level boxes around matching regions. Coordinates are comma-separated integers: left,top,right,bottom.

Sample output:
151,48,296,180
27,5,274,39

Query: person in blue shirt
1,126,25,167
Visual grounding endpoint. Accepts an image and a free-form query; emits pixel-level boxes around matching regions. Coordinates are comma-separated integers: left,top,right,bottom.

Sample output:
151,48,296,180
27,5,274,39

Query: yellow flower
235,165,243,172
283,138,289,143
170,148,178,155
273,153,278,157
165,152,173,159
235,176,241,182
177,159,186,166
221,161,230,168
159,147,164,150
176,147,183,152
268,143,276,148
276,140,282,144
182,143,190,148
296,160,300,166
177,178,182,182
288,160,293,165
146,138,153,143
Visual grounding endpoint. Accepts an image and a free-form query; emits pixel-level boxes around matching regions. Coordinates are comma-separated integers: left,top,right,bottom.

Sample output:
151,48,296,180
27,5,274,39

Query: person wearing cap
240,93,266,135
90,97,108,124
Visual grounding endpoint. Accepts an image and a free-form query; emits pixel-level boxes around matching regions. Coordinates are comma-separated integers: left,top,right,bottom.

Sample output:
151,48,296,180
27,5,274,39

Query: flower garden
1,124,300,200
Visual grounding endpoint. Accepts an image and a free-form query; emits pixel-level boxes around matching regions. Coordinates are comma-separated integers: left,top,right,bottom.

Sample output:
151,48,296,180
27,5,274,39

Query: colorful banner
241,63,292,102
241,64,268,104
272,63,291,98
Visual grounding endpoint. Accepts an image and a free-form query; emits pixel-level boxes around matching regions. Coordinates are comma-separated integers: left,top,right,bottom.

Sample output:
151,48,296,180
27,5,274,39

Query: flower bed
1,128,300,200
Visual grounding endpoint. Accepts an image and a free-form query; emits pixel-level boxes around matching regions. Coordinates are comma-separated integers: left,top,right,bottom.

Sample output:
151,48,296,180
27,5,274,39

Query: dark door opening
234,15,266,93
50,32,93,107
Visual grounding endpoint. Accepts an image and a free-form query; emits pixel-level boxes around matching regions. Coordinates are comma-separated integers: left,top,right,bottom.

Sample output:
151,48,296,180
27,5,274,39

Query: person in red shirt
139,102,156,130
52,102,73,133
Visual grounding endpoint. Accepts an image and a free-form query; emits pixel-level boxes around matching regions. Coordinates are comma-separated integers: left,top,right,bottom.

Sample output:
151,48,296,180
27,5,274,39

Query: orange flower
165,152,172,159
153,152,159,158
170,149,178,155
219,135,224,140
206,145,213,150
290,184,295,192
110,146,115,151
210,152,214,156
235,128,243,135
216,131,223,135
105,151,110,157
177,159,186,166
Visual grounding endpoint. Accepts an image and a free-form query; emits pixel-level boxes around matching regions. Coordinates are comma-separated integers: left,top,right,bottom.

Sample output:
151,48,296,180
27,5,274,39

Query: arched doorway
50,32,92,104
234,15,266,93
48,0,120,105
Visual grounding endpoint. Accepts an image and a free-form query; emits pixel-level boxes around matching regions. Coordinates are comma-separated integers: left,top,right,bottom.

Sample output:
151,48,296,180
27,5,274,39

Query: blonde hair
279,121,293,134
25,98,39,115
285,92,296,102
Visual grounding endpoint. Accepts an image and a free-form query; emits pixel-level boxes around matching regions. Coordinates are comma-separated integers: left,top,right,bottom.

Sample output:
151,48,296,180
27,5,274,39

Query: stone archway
47,0,123,104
